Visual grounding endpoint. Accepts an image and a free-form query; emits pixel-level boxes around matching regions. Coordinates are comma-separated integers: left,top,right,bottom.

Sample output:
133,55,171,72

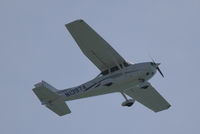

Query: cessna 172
33,19,171,116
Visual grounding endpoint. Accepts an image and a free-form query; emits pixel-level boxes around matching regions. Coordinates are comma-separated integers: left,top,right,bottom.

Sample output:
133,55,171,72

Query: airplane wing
66,19,126,71
124,83,171,112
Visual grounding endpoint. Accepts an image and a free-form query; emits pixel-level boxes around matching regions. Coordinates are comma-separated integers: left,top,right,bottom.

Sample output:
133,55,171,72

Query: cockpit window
123,62,130,67
110,66,119,73
100,62,130,76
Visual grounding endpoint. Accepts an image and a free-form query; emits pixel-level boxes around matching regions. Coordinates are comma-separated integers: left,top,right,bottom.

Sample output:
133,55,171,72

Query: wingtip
65,19,84,27
167,104,171,108
154,104,171,113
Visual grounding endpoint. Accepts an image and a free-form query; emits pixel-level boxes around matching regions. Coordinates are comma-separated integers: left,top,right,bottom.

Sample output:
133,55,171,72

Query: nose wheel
121,92,135,107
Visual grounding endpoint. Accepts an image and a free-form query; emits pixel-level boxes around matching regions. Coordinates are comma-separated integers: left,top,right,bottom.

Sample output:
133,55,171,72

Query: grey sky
0,0,200,133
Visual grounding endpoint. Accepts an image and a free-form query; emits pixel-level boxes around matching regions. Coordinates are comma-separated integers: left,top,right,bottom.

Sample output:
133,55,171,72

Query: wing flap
124,83,171,112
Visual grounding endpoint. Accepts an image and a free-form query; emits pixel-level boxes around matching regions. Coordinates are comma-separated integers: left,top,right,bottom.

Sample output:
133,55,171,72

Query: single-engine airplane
33,19,171,116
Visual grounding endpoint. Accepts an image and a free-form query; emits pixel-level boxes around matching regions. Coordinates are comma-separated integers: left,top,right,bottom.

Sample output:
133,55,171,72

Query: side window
119,64,123,68
101,69,109,75
110,66,119,73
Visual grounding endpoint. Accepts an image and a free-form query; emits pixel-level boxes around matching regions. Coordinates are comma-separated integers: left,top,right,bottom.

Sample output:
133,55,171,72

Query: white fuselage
57,62,157,101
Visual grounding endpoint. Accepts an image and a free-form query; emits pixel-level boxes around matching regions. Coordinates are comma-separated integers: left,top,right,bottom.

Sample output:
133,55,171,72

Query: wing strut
121,92,128,101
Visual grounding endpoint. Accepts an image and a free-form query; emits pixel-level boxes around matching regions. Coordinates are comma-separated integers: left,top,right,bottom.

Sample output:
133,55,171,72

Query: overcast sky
0,0,200,133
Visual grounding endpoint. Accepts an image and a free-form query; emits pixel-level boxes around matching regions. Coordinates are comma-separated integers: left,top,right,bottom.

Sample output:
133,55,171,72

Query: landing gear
121,92,135,107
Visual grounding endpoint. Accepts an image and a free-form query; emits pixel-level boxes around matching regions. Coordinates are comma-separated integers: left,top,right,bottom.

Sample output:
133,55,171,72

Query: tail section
32,81,71,116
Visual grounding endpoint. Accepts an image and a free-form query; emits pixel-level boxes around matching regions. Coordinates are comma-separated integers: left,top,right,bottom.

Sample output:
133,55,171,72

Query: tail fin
32,81,71,116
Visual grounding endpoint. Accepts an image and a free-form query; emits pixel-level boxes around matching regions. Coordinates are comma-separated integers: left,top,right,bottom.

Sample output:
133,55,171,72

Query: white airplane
33,19,171,116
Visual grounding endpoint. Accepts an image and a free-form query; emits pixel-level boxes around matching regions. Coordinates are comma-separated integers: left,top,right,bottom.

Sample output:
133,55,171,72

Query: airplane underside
32,19,170,116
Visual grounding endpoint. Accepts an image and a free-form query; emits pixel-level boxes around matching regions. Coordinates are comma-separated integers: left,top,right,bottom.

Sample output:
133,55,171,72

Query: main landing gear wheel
122,99,135,107
121,92,135,107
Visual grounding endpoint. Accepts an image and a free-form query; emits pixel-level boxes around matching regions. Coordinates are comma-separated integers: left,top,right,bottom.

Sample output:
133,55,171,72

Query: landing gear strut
121,92,135,107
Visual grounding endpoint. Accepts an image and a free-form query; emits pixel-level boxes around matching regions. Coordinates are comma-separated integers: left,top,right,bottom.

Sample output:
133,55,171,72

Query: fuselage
57,62,157,101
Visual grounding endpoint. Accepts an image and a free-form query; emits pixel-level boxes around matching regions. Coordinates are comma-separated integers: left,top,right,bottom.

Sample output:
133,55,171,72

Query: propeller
157,66,164,77
151,58,164,78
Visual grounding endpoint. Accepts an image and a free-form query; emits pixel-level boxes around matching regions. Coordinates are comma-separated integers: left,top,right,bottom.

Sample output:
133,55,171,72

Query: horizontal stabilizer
33,85,59,103
46,100,71,116
33,81,71,116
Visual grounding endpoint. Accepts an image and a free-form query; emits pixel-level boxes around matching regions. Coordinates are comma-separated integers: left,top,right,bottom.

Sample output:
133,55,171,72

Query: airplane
32,19,171,116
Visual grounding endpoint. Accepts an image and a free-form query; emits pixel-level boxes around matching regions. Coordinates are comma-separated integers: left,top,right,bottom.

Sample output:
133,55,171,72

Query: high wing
124,83,171,112
66,19,126,71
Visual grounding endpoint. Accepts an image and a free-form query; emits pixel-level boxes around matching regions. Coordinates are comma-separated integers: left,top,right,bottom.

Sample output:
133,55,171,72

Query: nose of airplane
155,63,160,68
150,62,164,77
151,62,160,68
